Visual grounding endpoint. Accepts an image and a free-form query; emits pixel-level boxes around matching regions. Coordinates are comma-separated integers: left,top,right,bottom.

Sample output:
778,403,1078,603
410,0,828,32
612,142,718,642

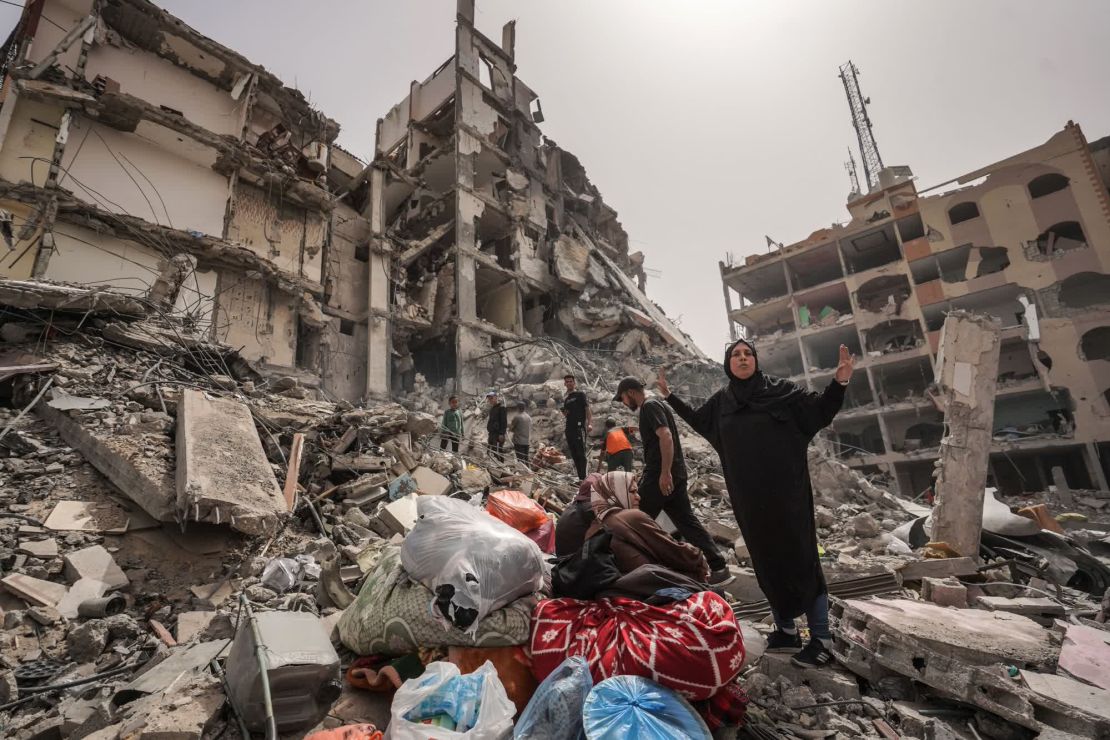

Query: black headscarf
723,338,808,411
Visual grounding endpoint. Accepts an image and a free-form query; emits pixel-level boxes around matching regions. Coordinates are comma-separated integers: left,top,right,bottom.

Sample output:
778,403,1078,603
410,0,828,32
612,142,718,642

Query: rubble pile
0,279,1109,740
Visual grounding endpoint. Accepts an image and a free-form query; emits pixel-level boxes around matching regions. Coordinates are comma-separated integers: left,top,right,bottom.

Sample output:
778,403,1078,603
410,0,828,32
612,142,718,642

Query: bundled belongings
581,675,711,739
402,496,546,633
338,545,534,656
387,660,515,739
530,592,744,701
486,489,555,554
514,657,594,740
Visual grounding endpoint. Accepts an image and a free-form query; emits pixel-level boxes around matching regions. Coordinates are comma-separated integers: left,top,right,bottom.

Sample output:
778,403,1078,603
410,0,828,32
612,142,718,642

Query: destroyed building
365,0,702,394
0,0,697,406
721,124,1110,499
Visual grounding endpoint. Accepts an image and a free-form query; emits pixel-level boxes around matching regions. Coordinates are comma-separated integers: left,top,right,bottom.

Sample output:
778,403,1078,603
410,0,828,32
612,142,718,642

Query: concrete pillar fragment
930,311,1002,559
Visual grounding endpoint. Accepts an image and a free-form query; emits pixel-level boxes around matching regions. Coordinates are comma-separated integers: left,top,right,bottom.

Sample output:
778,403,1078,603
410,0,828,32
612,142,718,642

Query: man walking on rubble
614,376,733,586
562,374,592,480
510,400,533,465
486,391,508,461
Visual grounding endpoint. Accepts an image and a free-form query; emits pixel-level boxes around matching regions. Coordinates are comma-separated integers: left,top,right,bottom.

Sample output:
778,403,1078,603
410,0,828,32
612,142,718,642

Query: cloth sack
530,592,744,701
550,531,620,600
337,545,533,656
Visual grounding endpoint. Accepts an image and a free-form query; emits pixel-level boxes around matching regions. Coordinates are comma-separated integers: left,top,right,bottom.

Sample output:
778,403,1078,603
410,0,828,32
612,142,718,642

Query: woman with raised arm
658,339,854,668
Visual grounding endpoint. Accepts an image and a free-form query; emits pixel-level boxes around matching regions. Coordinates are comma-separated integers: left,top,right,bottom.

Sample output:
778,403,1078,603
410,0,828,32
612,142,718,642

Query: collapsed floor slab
175,389,288,537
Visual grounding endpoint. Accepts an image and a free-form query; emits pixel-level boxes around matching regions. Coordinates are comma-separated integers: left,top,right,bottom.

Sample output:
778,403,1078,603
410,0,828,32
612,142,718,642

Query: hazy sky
4,1,1109,355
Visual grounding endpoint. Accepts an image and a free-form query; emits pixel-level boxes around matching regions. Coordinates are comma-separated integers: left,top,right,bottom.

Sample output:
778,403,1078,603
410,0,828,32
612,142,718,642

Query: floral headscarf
590,471,638,521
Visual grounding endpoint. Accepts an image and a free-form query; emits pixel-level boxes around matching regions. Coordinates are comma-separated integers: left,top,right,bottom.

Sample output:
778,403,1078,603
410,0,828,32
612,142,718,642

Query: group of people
437,338,855,669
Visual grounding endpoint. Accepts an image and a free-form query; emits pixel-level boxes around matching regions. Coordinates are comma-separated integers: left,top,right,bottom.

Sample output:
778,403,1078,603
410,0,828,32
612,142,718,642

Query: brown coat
586,509,709,583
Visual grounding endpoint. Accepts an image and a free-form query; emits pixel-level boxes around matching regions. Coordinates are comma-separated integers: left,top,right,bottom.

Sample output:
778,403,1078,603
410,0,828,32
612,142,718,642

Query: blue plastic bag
514,656,593,740
582,676,711,740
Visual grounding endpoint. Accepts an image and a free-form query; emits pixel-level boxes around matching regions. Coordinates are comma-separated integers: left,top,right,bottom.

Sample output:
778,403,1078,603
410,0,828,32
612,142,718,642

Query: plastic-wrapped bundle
582,676,710,740
514,657,593,740
402,496,545,634
389,661,515,740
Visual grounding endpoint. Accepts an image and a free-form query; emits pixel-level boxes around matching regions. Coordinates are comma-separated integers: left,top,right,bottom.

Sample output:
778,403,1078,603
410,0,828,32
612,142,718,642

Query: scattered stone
921,577,969,609
1,573,68,607
850,513,881,538
245,584,277,602
64,545,129,591
17,538,59,559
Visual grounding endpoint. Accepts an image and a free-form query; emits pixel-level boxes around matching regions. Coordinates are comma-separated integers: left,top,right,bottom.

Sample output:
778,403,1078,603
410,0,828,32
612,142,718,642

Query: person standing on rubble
657,339,854,669
561,374,592,480
439,395,464,453
510,400,532,464
485,391,508,460
599,417,636,472
614,376,733,586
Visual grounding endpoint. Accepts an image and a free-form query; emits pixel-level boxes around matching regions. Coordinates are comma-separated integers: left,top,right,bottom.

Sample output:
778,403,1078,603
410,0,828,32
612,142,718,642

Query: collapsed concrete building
365,0,702,394
0,0,698,404
721,124,1110,499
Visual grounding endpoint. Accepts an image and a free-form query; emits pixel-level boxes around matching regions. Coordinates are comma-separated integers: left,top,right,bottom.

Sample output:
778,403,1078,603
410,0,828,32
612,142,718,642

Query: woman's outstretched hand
656,367,670,398
835,344,855,384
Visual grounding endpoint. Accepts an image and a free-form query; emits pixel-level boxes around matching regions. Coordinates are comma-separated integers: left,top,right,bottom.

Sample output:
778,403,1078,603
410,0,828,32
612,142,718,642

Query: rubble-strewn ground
1,282,1109,740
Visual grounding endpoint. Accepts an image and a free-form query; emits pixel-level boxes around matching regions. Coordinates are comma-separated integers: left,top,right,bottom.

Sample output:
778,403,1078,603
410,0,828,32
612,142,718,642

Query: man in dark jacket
614,376,732,586
485,391,508,460
561,374,592,480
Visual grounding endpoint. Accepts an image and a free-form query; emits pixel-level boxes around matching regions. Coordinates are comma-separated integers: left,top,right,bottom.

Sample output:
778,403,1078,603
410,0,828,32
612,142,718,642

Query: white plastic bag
401,496,544,634
387,660,514,740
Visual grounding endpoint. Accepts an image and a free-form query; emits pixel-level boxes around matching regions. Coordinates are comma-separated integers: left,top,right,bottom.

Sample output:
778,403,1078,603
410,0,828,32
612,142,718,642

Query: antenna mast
844,148,861,198
839,61,884,191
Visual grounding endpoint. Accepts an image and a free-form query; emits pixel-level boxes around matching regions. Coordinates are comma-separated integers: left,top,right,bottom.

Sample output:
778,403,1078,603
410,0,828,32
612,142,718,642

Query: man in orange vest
599,417,636,472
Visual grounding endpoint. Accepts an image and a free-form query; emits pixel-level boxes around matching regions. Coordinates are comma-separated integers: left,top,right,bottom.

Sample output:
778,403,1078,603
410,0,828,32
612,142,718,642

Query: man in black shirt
614,376,732,586
561,374,592,480
485,391,508,461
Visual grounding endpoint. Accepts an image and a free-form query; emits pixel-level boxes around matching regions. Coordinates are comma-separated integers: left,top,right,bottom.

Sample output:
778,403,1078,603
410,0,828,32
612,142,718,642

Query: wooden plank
283,432,305,510
149,619,178,647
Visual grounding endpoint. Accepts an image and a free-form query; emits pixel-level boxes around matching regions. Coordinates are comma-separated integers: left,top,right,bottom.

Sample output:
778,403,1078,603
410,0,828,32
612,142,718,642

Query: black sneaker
766,630,803,652
708,567,735,587
791,639,835,669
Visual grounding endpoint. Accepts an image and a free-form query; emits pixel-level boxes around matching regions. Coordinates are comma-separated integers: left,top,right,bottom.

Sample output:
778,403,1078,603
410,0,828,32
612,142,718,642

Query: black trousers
638,473,726,571
514,444,530,463
439,435,459,453
606,449,634,472
488,434,504,459
566,426,587,480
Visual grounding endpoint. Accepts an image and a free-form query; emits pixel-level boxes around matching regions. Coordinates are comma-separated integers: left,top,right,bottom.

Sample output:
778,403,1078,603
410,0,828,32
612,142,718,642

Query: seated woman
555,473,602,557
583,471,709,583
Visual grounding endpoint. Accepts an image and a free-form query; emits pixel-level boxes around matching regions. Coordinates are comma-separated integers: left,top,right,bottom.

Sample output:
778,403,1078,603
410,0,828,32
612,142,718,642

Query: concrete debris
176,389,288,536
64,545,129,591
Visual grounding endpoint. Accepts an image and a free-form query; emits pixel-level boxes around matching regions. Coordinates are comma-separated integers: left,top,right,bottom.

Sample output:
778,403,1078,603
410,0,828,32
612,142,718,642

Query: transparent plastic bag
582,676,710,740
401,496,544,634
514,657,593,740
260,557,300,593
388,660,514,740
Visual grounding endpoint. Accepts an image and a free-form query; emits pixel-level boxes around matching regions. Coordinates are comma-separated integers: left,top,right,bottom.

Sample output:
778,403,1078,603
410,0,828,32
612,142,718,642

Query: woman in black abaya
658,338,853,668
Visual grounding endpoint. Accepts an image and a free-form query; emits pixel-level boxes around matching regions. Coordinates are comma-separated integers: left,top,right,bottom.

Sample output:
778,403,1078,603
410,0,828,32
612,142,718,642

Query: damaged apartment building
0,0,373,401
721,123,1110,499
367,0,701,394
0,0,693,402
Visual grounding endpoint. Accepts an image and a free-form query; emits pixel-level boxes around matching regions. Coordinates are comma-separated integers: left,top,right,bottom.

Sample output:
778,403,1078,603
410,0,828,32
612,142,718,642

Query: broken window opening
856,274,912,314
410,334,456,389
975,246,1010,277
902,421,944,452
947,202,980,226
873,357,933,404
804,327,862,371
842,224,901,274
295,319,322,372
477,54,494,90
1058,272,1110,310
1027,173,1069,199
354,243,370,262
339,319,355,336
786,243,843,290
896,213,925,243
1034,221,1087,256
1080,326,1110,362
832,420,885,459
993,388,1076,441
996,339,1039,385
863,319,924,355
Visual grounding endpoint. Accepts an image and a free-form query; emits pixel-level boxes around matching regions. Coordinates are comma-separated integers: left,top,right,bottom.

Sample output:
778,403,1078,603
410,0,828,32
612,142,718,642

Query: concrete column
1083,443,1109,491
931,312,1002,559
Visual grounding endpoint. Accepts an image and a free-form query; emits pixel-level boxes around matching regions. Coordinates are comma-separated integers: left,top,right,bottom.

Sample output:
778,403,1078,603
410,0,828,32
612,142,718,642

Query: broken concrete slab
64,545,129,591
117,671,225,738
1020,671,1110,734
0,279,147,317
1,573,67,607
896,556,977,582
176,389,287,536
378,492,419,536
920,576,968,608
552,234,589,290
976,596,1065,625
411,465,451,496
759,652,862,701
1058,622,1110,691
55,578,110,619
37,402,177,523
43,500,131,533
117,640,226,700
17,538,59,559
175,611,217,643
46,394,111,411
